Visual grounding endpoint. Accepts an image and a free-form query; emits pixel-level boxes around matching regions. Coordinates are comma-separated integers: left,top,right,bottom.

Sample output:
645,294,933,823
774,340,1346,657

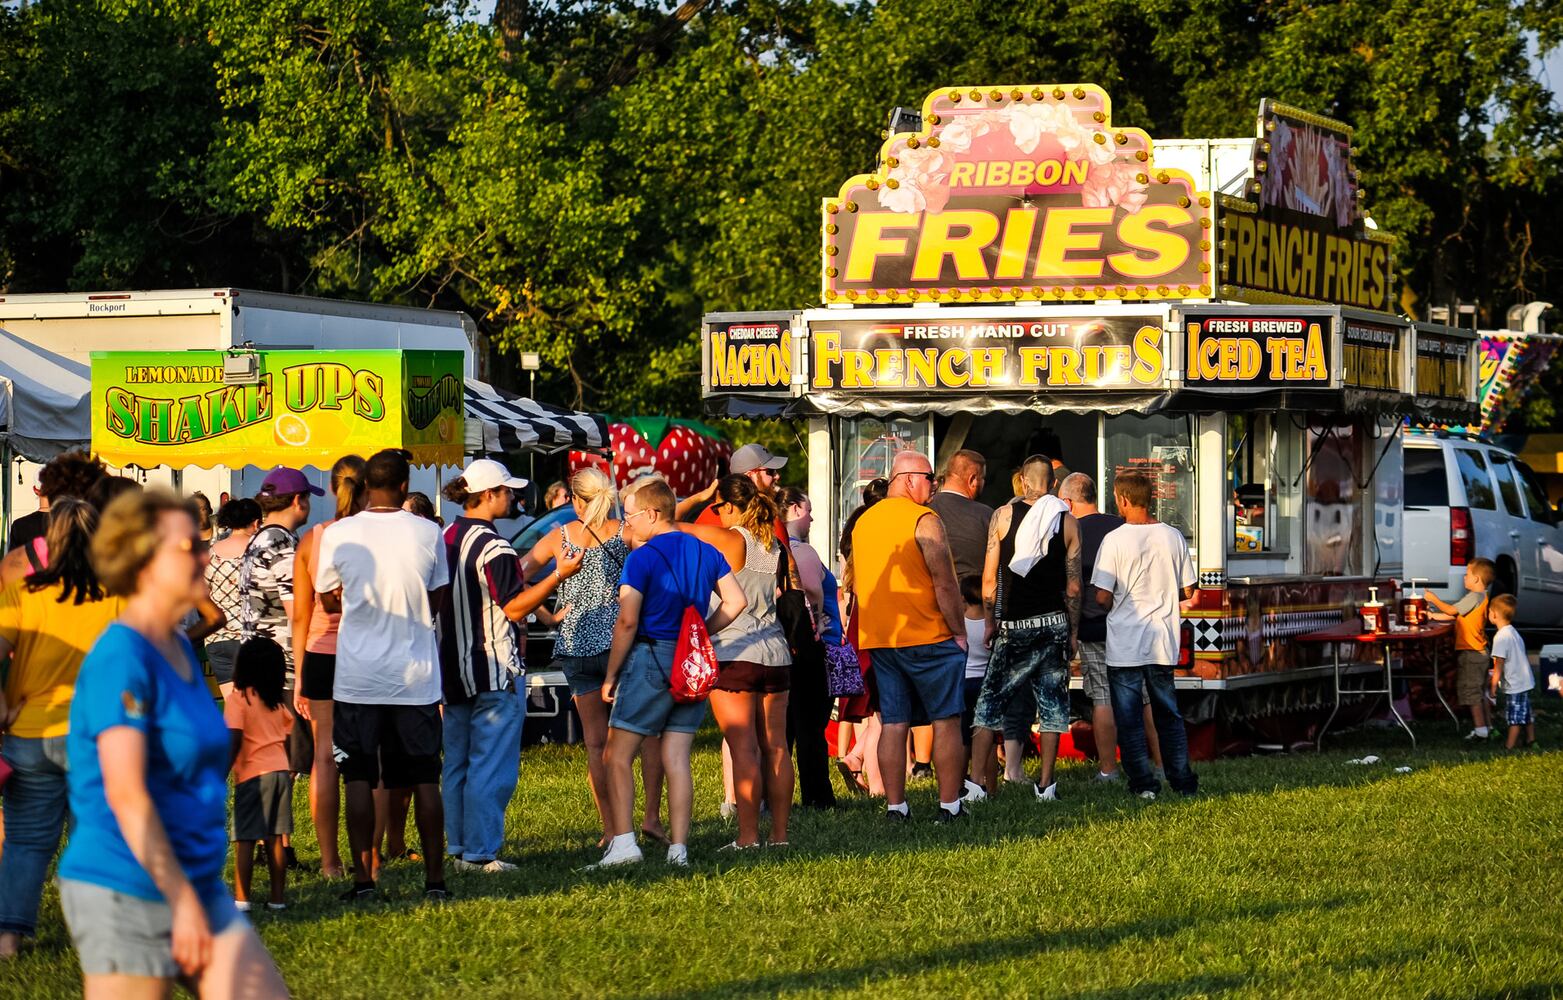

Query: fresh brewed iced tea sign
821,85,1213,306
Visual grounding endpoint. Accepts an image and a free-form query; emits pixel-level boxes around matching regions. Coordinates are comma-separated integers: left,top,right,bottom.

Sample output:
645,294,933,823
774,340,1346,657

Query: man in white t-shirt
1091,471,1198,800
316,448,451,901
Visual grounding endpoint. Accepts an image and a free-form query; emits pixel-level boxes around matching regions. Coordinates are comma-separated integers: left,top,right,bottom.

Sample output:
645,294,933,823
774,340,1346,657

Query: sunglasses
892,471,935,484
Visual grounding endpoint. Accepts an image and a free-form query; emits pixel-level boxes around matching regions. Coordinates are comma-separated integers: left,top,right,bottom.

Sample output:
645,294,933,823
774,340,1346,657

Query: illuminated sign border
820,83,1215,307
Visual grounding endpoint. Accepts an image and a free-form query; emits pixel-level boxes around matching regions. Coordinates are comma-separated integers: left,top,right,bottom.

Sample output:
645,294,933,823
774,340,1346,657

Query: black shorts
299,651,337,701
281,689,314,774
715,659,792,694
332,702,442,789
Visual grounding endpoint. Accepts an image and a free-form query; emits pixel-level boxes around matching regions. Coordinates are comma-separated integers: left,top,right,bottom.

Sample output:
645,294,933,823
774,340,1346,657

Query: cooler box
523,669,581,747
1539,645,1563,699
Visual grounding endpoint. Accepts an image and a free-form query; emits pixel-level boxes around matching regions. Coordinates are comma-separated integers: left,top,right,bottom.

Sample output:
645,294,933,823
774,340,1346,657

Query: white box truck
0,288,478,528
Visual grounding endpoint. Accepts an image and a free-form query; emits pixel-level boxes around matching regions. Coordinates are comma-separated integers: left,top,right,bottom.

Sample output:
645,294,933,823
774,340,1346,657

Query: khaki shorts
1455,650,1489,706
1079,642,1149,707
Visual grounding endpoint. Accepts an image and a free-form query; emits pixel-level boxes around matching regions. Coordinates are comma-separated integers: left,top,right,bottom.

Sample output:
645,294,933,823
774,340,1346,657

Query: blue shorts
608,640,709,737
1504,690,1534,727
972,614,1071,735
870,640,966,726
557,653,609,698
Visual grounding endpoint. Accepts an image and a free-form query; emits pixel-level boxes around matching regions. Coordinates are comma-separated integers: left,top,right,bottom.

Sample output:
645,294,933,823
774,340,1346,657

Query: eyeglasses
624,509,655,523
892,471,935,484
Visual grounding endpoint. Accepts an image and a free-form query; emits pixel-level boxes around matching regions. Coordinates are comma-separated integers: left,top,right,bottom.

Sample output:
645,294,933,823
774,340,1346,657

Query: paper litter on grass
1345,755,1381,765
1394,766,1413,773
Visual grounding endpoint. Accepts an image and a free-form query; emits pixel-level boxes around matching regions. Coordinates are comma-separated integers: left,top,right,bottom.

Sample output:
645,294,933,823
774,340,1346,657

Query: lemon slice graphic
273,412,310,448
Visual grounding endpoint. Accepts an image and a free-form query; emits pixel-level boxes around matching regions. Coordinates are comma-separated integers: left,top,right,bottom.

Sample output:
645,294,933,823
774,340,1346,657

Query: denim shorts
608,640,709,737
59,876,243,978
1504,690,1534,727
869,639,966,726
973,615,1071,735
557,652,610,698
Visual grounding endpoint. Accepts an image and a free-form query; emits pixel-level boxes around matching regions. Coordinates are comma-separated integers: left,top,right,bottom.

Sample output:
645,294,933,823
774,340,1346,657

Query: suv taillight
1450,506,1473,566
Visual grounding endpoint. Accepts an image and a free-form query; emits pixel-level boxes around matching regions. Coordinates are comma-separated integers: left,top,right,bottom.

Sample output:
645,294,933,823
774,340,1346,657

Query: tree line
1,0,1559,424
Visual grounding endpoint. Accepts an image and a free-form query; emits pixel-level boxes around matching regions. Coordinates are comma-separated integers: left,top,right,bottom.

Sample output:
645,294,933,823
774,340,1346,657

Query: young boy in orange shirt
1427,557,1496,741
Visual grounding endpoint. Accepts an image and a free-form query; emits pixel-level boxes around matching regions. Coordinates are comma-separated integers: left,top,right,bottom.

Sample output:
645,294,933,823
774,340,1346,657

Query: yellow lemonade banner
91,350,464,469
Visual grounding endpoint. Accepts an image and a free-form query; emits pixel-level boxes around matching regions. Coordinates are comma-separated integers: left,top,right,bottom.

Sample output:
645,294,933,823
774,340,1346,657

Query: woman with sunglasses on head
60,489,287,999
0,500,124,960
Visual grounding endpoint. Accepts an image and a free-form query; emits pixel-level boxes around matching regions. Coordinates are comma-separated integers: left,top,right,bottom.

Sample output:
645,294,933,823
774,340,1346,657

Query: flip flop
836,760,868,795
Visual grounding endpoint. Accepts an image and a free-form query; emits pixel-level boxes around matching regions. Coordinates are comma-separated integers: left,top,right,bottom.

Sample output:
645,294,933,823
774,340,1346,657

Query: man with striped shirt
438,459,582,874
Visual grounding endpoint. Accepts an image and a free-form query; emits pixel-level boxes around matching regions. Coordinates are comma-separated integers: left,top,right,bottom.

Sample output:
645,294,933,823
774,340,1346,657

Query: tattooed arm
981,503,1011,650
1063,514,1081,655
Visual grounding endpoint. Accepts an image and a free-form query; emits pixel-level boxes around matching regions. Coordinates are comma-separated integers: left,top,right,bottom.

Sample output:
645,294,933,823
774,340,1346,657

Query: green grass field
2,708,1560,999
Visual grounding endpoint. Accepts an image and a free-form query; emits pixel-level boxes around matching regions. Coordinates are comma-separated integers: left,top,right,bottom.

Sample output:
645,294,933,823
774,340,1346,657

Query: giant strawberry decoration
569,417,731,496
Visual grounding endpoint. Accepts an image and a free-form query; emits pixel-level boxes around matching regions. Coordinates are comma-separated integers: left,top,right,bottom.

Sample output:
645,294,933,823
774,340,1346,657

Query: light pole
520,352,541,490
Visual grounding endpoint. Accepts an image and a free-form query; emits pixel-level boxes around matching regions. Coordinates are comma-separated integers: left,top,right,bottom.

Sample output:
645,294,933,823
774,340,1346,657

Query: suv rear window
1453,448,1496,510
1404,448,1449,506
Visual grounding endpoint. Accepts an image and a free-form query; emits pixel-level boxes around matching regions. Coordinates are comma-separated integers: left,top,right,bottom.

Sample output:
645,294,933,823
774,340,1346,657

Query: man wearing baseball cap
438,459,582,874
242,466,324,799
692,444,788,531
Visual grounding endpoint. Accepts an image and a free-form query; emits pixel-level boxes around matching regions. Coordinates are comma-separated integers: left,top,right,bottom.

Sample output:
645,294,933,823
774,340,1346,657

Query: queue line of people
0,437,1209,994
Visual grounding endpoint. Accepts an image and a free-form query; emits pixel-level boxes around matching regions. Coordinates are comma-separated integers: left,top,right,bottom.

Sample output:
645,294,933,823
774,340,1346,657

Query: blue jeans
0,735,70,935
442,684,525,863
972,615,1071,735
1108,666,1198,796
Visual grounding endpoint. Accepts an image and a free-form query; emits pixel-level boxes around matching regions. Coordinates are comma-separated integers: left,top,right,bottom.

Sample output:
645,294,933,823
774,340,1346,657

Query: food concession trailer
703,85,1480,731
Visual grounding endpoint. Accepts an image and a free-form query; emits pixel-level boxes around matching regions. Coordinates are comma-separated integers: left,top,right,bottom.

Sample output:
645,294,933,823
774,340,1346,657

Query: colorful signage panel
821,84,1213,307
91,349,464,469
1218,102,1395,314
705,316,793,393
807,314,1168,396
1183,314,1332,387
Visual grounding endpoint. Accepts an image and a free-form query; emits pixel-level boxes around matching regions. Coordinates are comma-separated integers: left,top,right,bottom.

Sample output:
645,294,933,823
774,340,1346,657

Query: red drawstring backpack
649,545,720,703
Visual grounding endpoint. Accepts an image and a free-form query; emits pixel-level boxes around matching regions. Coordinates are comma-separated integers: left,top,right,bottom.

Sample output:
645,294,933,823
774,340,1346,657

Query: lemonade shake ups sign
91,350,464,469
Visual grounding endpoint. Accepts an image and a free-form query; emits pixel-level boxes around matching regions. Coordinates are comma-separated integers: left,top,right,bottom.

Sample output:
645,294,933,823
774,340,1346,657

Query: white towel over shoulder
1008,495,1070,578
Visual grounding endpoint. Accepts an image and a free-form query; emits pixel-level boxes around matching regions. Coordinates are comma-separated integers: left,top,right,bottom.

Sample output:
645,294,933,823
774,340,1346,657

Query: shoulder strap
646,537,703,611
583,521,623,572
23,538,45,574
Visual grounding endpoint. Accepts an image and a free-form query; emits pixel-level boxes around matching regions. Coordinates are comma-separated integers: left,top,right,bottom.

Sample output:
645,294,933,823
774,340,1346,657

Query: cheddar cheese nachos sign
821,84,1213,306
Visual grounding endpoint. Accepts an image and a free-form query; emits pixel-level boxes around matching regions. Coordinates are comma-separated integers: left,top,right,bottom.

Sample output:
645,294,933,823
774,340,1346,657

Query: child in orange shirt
1427,557,1496,741
226,637,295,911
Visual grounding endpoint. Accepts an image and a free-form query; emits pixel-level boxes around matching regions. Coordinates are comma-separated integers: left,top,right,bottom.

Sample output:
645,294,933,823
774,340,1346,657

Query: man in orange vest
850,450,970,821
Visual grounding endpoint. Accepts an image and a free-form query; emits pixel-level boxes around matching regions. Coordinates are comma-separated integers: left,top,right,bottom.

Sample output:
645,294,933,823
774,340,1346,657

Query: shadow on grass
641,895,1356,1000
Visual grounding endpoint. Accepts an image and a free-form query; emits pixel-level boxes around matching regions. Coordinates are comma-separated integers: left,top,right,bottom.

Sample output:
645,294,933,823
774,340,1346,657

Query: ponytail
715,474,778,551
441,475,474,507
569,466,617,529
330,454,367,520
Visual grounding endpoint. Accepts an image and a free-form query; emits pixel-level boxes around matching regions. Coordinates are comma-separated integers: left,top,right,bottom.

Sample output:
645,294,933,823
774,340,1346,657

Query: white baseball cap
461,458,528,493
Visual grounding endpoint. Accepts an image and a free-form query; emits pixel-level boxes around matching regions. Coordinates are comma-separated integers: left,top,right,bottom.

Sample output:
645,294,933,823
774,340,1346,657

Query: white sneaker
234,900,252,912
1139,790,1157,801
1464,729,1490,742
962,779,988,804
1034,781,1059,802
456,859,517,874
666,844,689,867
589,840,644,869
1092,770,1121,783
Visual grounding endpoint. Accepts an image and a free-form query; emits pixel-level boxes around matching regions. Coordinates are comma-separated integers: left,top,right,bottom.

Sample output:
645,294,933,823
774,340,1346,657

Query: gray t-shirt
928,490,994,582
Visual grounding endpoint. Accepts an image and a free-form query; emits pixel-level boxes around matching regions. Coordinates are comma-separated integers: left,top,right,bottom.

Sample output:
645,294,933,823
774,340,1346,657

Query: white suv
1403,432,1563,625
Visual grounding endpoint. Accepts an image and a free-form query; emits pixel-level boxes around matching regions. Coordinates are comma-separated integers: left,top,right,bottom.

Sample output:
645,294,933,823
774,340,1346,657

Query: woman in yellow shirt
0,499,123,957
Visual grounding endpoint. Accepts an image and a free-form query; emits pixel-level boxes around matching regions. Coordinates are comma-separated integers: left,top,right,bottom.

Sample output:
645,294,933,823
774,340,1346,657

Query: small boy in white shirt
1486,594,1535,749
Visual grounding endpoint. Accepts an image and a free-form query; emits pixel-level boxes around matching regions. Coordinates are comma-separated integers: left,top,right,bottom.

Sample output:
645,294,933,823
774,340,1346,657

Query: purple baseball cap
258,466,325,497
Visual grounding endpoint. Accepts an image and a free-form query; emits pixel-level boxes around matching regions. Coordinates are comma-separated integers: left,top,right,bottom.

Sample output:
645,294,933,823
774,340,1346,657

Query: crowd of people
16,432,1535,995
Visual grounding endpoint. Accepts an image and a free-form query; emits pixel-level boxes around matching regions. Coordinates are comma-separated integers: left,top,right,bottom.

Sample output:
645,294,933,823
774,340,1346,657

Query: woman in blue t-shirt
60,489,287,997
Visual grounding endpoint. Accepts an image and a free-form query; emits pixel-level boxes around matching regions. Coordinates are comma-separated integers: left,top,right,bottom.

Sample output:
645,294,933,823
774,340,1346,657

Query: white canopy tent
0,328,91,462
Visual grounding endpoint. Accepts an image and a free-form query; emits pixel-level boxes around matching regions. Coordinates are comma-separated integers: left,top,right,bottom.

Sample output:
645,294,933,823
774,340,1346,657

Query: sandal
836,760,868,795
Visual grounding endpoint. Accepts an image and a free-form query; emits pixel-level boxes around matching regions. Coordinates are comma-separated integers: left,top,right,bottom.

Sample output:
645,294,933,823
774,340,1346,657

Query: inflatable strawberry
569,417,732,496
